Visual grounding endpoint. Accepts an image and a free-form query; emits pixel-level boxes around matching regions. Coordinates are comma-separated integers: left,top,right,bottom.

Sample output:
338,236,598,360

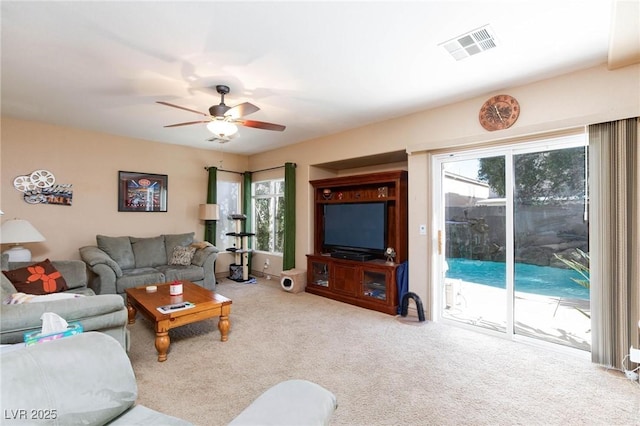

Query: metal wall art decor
13,169,73,205
118,171,168,212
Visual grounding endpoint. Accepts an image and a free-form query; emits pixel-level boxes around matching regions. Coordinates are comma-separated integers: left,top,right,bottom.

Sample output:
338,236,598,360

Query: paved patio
443,278,591,351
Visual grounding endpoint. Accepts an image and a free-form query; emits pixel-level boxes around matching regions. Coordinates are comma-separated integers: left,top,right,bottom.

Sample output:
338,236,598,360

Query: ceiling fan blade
225,102,260,119
164,120,210,128
239,119,286,132
157,101,209,117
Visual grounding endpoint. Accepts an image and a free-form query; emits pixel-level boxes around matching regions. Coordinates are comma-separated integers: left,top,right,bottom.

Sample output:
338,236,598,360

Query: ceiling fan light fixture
158,84,285,136
206,120,238,137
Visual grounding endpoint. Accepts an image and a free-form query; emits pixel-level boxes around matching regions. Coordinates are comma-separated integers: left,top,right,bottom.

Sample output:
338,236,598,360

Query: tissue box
24,323,84,346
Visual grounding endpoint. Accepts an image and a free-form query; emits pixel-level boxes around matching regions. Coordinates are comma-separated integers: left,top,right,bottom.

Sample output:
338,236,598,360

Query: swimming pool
445,258,590,300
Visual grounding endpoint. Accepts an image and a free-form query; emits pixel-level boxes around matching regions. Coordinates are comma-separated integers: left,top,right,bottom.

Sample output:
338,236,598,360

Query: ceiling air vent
440,25,497,61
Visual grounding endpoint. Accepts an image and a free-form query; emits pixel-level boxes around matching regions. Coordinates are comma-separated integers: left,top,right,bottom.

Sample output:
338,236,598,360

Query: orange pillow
2,259,68,295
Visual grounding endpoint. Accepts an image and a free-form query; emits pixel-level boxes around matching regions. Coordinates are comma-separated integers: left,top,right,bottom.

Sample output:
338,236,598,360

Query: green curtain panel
204,167,217,244
243,171,253,267
283,162,296,270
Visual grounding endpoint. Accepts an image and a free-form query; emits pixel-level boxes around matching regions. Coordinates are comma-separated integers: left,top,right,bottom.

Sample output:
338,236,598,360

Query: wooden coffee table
125,281,232,362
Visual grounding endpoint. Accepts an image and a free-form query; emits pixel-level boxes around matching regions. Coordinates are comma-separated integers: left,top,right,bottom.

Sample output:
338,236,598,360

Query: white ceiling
0,1,628,155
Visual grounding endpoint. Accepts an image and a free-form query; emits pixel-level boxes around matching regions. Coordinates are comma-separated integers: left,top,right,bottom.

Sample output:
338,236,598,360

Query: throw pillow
169,246,196,266
164,232,195,262
130,235,167,268
96,235,135,270
190,241,213,250
2,259,69,295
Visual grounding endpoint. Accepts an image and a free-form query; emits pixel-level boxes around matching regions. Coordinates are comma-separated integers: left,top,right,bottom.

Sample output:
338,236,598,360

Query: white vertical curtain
589,117,640,369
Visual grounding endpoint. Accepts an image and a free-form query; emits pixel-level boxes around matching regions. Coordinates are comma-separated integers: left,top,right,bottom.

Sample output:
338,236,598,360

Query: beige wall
2,63,638,314
0,118,248,272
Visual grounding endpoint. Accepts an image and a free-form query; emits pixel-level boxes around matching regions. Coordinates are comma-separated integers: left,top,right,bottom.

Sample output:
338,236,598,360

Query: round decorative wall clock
479,94,520,131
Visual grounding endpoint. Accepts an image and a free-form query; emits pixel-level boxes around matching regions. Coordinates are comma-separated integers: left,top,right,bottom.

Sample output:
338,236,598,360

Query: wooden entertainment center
306,170,408,315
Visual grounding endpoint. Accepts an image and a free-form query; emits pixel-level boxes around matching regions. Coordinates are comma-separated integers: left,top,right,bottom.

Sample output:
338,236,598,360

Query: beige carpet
128,277,640,425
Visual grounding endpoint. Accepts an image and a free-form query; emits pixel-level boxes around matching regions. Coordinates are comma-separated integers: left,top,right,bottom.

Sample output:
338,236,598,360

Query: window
252,179,284,253
217,180,241,248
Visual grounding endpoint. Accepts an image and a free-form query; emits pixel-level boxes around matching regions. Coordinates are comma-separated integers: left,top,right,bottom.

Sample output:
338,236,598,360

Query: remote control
156,302,195,314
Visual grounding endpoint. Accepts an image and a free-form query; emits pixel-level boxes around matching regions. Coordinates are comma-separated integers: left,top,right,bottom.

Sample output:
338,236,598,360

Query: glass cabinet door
310,261,330,287
362,269,387,301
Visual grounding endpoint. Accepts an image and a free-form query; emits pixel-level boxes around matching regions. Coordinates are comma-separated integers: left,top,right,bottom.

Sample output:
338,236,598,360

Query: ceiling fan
157,85,286,141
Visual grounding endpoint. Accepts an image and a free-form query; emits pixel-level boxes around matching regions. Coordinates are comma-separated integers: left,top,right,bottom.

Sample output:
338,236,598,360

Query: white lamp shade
199,204,220,221
1,219,45,262
0,219,46,244
206,120,238,137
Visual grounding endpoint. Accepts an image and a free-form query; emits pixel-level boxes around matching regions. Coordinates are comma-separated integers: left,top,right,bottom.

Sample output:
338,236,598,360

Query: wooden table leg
155,320,170,362
127,302,137,324
218,314,230,342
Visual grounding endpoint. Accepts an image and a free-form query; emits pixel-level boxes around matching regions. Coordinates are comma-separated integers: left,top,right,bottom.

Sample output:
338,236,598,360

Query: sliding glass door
442,156,507,333
511,146,590,349
436,135,591,351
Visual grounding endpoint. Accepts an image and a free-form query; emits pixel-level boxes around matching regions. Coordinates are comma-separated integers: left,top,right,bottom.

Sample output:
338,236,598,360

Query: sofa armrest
0,294,125,336
191,245,219,267
87,264,118,295
192,246,218,290
79,246,123,277
228,380,337,426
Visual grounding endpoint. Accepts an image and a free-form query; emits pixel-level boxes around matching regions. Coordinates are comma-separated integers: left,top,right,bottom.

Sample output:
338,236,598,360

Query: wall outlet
630,346,640,363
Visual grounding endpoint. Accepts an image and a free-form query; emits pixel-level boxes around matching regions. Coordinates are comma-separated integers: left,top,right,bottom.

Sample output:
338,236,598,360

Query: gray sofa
0,255,128,349
1,332,191,425
79,232,219,296
1,332,337,425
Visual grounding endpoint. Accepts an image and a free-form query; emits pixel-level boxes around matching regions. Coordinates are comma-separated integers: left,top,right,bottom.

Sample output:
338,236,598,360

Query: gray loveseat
79,232,219,296
0,255,128,349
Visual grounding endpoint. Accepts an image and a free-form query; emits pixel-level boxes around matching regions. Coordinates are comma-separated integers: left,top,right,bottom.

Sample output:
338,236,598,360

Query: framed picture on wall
118,171,168,212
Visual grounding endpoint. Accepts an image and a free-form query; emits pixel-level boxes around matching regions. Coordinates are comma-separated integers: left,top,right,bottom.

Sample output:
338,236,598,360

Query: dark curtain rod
204,163,296,174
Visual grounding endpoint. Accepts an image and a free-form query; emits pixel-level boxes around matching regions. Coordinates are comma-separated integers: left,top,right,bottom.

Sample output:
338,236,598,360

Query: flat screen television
323,202,387,255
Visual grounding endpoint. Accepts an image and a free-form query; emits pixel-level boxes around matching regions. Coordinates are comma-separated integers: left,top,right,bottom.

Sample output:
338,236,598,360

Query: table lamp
199,204,219,221
0,219,46,262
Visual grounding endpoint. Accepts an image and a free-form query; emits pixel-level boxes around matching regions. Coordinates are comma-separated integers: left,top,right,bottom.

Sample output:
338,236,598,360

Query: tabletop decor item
385,247,396,263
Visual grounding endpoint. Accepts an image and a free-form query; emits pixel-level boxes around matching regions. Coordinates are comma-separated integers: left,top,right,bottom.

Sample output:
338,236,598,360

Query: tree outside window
478,146,587,205
252,179,284,253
